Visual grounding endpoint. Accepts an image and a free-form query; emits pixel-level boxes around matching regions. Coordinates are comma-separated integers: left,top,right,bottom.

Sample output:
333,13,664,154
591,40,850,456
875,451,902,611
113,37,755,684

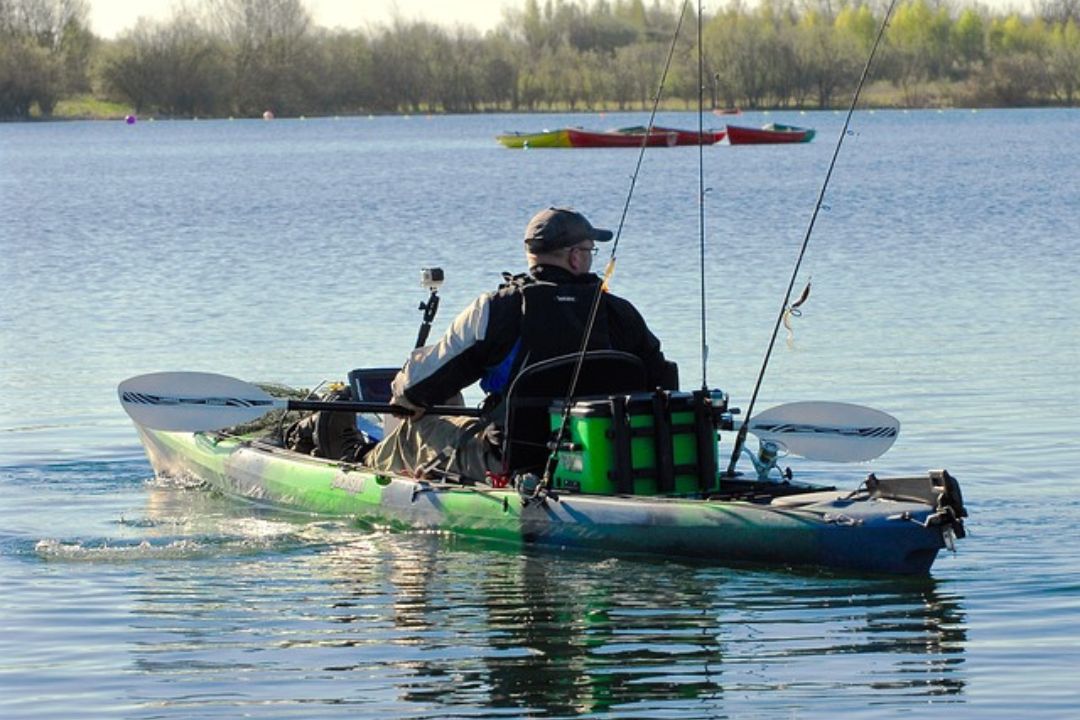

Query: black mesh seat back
347,367,398,403
502,351,647,473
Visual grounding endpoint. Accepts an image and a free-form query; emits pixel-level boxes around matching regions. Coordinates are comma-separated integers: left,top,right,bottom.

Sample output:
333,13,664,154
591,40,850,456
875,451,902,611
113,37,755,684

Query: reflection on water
118,494,967,718
3,446,972,718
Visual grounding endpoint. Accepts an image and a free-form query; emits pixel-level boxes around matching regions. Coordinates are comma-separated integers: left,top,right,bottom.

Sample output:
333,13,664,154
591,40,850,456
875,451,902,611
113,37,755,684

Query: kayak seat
348,367,399,440
502,351,647,475
347,367,398,403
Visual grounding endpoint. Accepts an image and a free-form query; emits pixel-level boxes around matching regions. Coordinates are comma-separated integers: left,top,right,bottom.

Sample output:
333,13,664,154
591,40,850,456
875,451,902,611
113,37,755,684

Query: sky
87,0,1031,39
88,0,522,39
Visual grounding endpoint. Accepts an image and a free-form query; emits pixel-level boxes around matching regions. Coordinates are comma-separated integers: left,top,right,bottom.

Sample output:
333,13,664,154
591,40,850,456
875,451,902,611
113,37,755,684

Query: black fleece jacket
390,265,675,409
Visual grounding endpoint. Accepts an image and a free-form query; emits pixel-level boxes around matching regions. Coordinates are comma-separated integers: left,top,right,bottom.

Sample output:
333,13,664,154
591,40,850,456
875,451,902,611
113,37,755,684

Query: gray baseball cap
523,207,613,252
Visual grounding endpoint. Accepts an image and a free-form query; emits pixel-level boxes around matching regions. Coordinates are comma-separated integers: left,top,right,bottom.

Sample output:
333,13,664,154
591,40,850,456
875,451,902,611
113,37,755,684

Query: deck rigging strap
724,0,902,476
535,0,694,494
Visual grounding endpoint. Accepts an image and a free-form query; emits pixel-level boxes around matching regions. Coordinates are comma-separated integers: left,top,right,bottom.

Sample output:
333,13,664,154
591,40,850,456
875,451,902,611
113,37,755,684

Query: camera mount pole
414,267,444,349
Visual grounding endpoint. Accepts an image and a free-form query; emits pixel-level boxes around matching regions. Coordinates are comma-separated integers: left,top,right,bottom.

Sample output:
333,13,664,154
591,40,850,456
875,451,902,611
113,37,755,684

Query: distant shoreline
17,93,1074,124
6,2,1078,122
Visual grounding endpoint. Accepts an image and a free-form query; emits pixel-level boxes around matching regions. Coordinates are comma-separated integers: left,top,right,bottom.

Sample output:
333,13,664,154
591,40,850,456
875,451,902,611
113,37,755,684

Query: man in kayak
365,206,677,481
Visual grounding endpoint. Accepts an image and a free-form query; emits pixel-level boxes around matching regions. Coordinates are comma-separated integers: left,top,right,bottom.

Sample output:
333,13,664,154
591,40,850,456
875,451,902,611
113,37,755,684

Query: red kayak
726,123,815,145
566,127,679,148
616,126,726,146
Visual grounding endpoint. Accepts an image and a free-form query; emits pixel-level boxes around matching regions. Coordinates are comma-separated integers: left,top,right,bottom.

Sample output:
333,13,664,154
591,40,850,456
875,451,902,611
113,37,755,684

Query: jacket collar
530,264,599,285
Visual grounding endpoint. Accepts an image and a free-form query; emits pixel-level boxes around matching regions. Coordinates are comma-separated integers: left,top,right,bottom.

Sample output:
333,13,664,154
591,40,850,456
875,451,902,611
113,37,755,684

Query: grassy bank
28,82,1049,122
47,96,132,120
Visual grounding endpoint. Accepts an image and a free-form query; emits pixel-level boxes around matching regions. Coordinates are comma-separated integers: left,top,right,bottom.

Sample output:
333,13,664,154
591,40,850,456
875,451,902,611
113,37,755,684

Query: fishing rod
695,0,708,391
723,0,901,476
532,0,693,497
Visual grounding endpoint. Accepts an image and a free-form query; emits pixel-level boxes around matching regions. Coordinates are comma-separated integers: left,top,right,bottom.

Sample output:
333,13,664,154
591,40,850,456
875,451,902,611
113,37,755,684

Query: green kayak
132,420,966,576
119,365,966,575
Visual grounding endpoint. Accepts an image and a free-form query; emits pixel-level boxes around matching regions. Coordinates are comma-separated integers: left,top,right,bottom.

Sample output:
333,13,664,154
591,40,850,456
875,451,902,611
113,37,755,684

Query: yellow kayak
496,129,572,148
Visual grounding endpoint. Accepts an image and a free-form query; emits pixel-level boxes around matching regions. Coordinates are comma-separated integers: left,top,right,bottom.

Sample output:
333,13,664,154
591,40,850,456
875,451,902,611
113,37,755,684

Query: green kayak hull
135,426,964,575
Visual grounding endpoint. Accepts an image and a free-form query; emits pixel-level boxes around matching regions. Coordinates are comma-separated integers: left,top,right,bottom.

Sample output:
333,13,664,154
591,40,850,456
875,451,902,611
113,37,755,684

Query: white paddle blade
118,372,282,432
747,401,899,463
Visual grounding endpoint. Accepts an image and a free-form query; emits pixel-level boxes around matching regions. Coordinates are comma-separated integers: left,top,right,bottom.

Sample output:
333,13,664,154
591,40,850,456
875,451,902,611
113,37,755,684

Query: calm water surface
2,109,1078,718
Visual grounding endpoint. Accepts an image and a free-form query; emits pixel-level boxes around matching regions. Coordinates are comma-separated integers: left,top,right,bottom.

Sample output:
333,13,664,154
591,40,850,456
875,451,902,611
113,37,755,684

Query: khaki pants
365,415,502,482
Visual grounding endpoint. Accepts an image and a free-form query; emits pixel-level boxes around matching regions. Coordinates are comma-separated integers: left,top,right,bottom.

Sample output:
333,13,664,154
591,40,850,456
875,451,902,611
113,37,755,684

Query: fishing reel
743,439,793,483
514,471,559,507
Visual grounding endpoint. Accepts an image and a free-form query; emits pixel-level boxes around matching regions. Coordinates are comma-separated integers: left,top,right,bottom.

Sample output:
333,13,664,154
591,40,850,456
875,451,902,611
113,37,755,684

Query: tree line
2,0,1079,120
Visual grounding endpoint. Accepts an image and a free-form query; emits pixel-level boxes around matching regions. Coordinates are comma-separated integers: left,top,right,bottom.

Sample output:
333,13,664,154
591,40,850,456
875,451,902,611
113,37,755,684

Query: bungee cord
723,0,901,476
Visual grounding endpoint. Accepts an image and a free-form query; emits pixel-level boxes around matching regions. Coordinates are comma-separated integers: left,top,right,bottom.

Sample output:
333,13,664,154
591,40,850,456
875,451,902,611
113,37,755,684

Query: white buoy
263,110,275,120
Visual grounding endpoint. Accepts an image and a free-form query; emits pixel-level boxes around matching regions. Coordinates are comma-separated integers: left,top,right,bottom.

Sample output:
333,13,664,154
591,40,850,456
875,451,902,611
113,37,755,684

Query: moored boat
497,127,714,149
726,123,816,144
566,127,679,148
496,129,572,148
615,126,727,146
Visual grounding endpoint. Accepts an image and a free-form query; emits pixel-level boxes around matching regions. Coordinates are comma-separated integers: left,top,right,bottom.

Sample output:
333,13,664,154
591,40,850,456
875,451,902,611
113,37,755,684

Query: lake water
2,108,1078,718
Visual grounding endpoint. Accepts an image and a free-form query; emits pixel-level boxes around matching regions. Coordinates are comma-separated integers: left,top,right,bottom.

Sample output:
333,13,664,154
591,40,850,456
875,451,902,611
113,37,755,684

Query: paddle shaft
284,398,482,418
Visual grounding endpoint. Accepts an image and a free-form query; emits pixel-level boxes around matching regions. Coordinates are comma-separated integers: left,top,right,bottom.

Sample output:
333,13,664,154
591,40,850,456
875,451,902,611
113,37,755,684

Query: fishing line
534,0,692,494
723,0,901,476
606,0,691,261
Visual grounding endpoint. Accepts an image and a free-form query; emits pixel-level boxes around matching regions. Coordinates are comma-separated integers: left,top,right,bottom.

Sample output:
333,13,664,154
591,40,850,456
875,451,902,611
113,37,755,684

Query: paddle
736,401,899,463
118,371,481,432
119,372,899,462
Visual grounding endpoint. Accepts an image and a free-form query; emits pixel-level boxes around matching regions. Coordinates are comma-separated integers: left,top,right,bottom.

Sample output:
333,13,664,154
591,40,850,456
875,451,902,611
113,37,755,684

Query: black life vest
482,271,611,397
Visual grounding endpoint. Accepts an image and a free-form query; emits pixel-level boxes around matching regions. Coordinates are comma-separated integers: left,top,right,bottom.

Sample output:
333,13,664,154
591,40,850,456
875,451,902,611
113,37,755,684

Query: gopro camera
421,267,444,291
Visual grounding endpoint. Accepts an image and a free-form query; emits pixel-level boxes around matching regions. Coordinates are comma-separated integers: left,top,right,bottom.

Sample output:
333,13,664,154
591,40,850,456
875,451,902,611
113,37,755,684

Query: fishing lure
782,279,812,342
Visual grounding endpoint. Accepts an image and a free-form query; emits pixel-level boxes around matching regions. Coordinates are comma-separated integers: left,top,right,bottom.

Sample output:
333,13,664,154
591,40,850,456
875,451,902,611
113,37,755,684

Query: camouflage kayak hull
135,426,965,575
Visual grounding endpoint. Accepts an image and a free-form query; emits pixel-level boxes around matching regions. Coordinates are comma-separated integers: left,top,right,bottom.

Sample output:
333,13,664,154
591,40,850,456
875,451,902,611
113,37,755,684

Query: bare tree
1046,19,1080,102
1039,0,1080,23
99,12,228,116
0,0,90,116
207,0,315,115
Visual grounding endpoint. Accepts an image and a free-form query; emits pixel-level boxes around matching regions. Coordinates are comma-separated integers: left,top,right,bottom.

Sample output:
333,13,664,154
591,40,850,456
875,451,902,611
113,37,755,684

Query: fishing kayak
128,410,966,576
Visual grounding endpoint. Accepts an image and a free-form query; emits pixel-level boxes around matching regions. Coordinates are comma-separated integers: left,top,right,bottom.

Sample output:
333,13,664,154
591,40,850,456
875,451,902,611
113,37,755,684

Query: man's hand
390,393,426,420
482,423,504,455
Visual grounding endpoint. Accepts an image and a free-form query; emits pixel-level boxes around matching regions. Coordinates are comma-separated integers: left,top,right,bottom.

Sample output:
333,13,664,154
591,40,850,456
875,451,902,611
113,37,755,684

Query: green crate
550,392,719,496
